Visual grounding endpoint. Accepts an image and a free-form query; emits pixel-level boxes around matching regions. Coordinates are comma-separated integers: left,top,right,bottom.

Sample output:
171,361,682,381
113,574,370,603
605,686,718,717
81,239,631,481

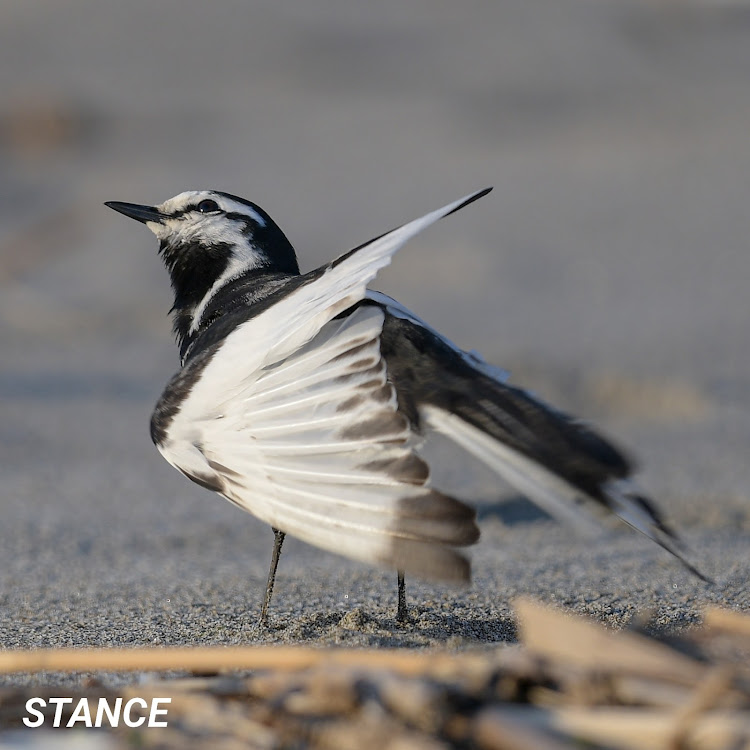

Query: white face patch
152,212,244,248
148,191,269,271
146,191,267,245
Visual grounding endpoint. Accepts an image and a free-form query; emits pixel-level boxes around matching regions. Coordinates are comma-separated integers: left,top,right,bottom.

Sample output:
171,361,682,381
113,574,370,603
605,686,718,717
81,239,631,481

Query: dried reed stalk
0,643,490,676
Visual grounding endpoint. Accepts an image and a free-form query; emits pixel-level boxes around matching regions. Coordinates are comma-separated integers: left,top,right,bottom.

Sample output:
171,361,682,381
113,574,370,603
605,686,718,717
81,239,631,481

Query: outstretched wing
231,187,492,369
156,305,478,581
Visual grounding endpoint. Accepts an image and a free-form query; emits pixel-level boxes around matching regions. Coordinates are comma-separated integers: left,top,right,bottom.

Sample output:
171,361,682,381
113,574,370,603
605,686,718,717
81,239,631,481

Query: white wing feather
160,307,477,580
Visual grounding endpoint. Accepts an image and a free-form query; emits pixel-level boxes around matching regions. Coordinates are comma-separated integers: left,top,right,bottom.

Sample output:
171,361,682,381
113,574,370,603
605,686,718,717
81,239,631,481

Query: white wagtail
106,188,706,625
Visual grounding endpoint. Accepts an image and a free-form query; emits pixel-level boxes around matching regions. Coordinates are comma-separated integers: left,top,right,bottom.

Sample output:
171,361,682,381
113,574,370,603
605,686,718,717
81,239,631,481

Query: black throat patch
160,238,235,347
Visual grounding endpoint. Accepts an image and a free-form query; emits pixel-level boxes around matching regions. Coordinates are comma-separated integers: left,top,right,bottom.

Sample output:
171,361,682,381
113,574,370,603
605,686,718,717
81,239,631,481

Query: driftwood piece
514,596,705,684
0,644,491,677
704,606,750,638
479,706,750,750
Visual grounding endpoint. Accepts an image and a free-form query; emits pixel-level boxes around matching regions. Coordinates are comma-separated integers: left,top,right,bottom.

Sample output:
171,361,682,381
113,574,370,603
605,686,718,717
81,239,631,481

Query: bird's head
106,190,300,280
106,190,300,340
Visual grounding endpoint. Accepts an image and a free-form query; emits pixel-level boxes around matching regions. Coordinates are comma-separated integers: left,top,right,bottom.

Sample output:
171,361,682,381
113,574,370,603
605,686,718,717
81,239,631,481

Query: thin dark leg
396,570,408,623
259,528,285,627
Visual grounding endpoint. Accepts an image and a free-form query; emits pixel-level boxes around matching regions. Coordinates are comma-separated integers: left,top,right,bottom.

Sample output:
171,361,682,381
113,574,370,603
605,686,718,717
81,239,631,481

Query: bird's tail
603,480,712,583
422,405,605,535
420,393,711,583
378,309,709,582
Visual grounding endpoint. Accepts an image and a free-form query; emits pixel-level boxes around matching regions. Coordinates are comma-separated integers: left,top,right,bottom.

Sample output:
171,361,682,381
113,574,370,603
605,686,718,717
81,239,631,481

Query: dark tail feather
604,483,713,584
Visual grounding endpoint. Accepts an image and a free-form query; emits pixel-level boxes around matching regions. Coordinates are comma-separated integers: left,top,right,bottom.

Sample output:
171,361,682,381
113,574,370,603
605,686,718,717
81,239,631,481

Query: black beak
104,201,165,224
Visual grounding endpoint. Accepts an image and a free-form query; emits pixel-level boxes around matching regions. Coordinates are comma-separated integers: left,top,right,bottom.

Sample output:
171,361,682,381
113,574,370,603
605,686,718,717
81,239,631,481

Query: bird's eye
196,199,220,214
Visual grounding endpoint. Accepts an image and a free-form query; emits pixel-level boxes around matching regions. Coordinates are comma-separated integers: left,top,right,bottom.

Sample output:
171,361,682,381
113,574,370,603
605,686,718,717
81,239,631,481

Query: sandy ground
1,0,750,688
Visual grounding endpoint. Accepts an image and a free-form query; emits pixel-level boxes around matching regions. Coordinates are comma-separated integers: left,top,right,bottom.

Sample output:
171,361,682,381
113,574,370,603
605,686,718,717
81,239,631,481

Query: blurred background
2,0,749,656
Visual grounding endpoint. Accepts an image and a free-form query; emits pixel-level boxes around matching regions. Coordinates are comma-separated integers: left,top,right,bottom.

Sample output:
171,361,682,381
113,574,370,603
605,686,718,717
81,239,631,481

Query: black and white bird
106,188,705,625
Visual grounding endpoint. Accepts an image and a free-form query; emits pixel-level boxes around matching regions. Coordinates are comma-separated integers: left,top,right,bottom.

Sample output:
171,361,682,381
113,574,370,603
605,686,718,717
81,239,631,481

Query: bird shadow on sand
255,607,517,648
475,494,553,526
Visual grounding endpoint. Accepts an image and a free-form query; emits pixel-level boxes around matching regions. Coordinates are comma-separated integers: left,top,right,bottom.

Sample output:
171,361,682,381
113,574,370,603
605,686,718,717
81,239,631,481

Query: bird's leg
259,527,285,627
396,570,408,623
